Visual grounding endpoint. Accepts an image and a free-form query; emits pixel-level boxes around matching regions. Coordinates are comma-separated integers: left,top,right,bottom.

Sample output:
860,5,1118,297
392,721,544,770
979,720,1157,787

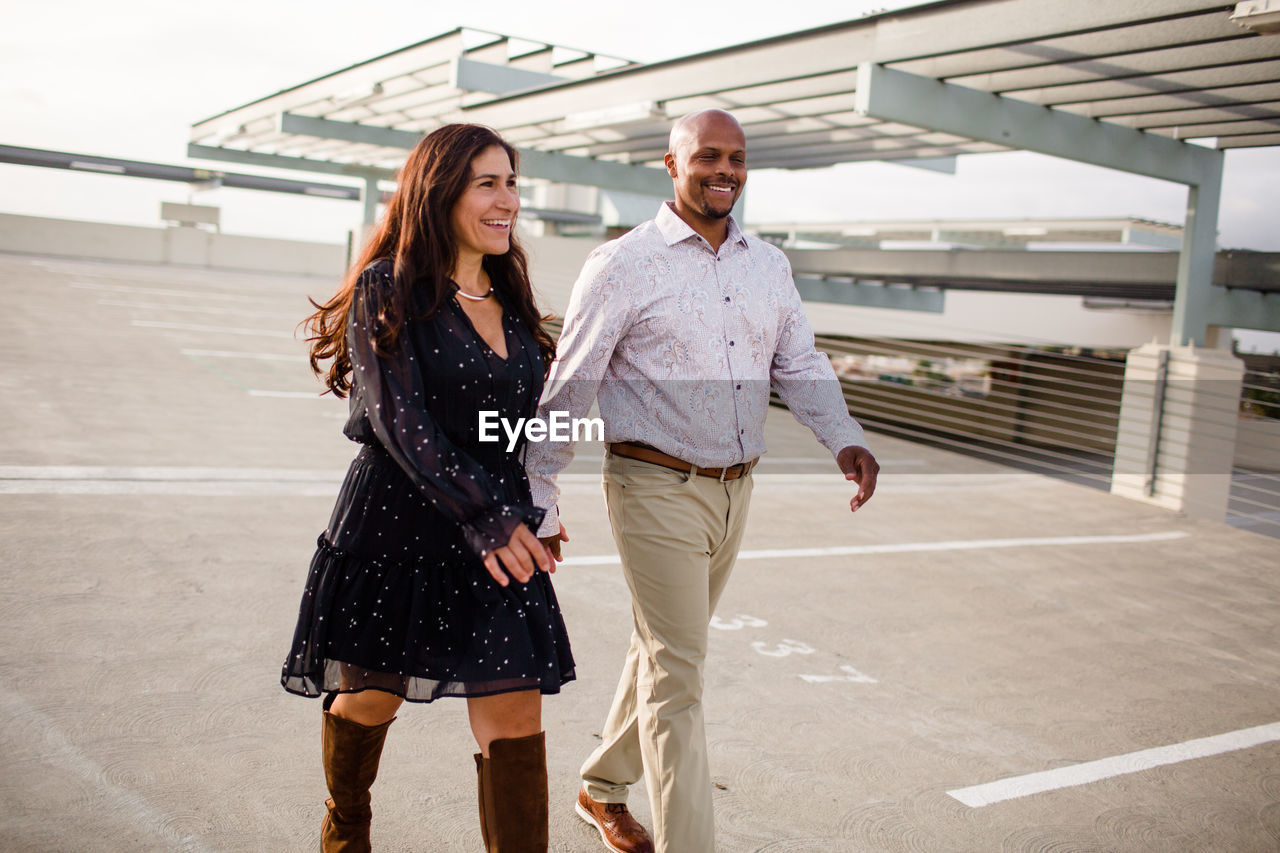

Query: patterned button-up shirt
526,202,867,537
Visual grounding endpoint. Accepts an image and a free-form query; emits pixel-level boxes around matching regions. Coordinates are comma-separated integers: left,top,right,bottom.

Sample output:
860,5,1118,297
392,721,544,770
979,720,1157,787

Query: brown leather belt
608,442,757,481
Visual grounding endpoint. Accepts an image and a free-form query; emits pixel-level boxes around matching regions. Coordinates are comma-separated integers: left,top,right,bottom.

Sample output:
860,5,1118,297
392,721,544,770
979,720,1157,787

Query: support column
346,175,383,266
1111,343,1244,522
361,175,381,228
1170,153,1224,348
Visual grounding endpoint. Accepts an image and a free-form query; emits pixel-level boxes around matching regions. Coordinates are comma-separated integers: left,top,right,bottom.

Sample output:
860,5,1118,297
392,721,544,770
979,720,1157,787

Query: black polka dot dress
282,260,575,702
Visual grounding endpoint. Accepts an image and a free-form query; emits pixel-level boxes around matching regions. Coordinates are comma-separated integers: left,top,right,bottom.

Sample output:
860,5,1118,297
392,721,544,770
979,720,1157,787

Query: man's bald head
663,109,747,244
667,109,745,158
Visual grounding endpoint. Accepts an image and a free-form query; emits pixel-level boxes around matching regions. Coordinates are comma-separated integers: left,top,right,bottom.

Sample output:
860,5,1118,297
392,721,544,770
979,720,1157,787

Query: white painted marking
0,481,340,496
100,299,299,319
559,531,1190,567
0,466,344,495
0,481,341,496
247,389,321,398
182,349,298,361
72,281,260,302
748,472,1053,493
0,466,341,481
948,722,1280,808
800,665,878,684
131,319,293,338
757,456,925,466
540,472,1042,496
751,638,816,658
710,614,768,631
717,531,1191,560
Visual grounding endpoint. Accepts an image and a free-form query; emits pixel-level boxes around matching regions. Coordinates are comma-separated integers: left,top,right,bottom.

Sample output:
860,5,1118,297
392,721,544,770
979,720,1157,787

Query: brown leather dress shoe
575,787,655,853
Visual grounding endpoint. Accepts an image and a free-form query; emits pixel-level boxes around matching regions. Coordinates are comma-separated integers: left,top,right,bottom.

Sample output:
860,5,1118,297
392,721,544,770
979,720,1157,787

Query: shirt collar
655,201,749,251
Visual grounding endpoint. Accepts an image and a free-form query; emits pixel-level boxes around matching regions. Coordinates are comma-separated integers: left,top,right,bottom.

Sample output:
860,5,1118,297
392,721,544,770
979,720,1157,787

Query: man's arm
768,251,879,511
526,246,635,548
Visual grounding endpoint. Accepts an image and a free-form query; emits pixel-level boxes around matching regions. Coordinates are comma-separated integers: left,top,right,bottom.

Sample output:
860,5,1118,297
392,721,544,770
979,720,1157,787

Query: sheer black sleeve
347,264,544,560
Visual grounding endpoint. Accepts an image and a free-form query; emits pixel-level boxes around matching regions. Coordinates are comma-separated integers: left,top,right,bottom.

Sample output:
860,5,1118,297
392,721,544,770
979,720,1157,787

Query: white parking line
248,390,322,398
0,466,342,481
757,456,926,466
101,300,299,320
72,282,260,302
948,722,1280,807
131,320,293,338
558,530,1189,566
0,465,344,496
182,349,299,361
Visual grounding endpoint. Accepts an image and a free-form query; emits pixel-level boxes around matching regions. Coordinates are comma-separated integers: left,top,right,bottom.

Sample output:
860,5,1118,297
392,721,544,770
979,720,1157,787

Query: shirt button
736,384,741,390
729,341,735,346
724,297,730,303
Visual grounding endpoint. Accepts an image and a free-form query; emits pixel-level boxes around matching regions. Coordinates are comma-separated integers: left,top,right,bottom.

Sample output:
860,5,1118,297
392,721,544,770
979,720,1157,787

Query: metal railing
1231,359,1280,537
809,334,1124,489
544,317,1279,539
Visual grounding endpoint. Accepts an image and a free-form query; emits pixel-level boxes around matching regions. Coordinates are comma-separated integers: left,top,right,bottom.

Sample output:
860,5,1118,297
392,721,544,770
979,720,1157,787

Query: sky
2,0,1280,256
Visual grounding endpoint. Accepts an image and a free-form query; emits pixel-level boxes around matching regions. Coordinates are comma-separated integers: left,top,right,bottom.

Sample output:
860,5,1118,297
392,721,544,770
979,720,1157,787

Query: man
527,109,878,853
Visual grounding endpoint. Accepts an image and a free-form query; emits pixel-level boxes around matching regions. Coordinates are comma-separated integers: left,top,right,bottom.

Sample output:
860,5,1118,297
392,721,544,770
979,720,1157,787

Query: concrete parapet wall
0,212,345,277
0,212,167,264
523,233,598,314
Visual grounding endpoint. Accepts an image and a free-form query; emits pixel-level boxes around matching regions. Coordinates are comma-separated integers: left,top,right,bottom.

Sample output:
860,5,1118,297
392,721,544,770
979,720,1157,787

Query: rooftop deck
1,252,1277,851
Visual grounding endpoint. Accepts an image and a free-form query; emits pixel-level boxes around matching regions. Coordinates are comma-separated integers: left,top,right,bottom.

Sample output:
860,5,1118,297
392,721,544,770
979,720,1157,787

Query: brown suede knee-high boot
475,753,494,850
320,694,395,853
478,732,548,852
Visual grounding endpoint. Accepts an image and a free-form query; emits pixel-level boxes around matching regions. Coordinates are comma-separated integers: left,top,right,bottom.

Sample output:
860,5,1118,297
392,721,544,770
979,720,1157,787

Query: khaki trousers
580,452,753,853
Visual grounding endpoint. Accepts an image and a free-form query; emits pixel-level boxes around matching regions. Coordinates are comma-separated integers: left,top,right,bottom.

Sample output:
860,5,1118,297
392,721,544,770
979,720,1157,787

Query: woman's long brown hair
303,124,556,398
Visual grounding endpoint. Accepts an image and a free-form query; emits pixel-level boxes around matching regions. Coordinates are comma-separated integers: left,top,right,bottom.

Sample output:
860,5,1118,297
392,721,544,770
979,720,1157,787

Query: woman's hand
483,524,554,586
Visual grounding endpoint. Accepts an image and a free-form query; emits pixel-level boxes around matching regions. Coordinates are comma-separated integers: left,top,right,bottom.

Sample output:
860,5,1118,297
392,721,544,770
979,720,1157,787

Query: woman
282,123,574,852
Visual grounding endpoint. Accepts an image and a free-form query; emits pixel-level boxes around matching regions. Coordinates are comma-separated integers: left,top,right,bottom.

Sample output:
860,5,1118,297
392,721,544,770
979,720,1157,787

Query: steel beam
1,143,362,199
279,113,423,149
275,114,671,196
510,149,670,197
854,63,1222,186
1207,288,1280,333
188,143,395,181
855,62,1228,345
794,275,945,312
450,57,567,95
785,247,1182,286
889,156,957,175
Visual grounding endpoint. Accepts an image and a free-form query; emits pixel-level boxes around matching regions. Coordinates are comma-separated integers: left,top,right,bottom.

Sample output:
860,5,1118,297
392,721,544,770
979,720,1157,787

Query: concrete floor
1,251,1278,852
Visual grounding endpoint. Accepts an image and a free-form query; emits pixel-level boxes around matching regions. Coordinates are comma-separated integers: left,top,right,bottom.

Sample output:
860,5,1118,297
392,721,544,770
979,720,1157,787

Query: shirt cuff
823,422,870,459
533,503,560,539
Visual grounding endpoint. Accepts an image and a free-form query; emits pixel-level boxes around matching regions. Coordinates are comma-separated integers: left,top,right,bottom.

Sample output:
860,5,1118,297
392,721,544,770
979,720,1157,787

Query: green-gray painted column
1170,152,1224,348
362,175,381,227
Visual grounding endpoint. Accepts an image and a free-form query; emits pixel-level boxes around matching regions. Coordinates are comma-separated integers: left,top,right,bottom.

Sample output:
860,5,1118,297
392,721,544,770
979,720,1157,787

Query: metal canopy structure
189,0,1280,344
188,27,671,219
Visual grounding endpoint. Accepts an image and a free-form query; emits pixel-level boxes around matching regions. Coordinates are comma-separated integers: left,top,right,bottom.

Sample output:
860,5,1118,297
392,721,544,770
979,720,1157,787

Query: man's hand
836,445,879,512
539,521,569,562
